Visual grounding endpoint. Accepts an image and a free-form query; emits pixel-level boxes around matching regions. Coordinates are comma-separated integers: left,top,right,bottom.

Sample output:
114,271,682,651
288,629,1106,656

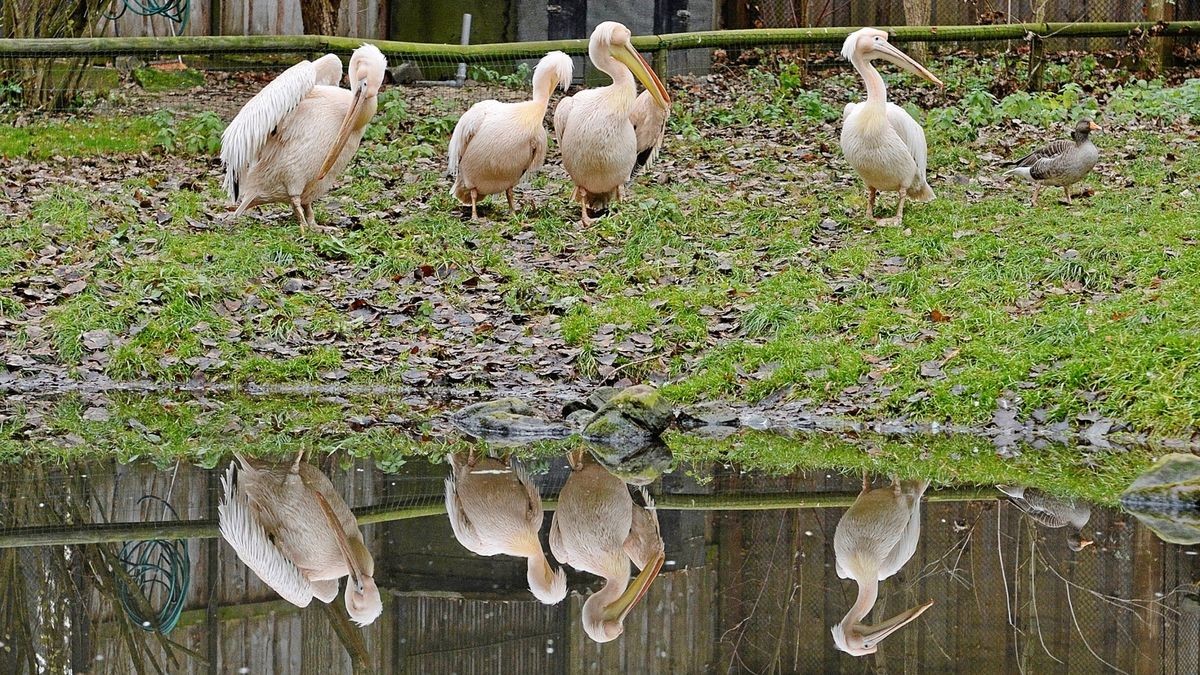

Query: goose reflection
832,476,933,656
998,485,1093,551
218,453,382,625
550,449,666,643
444,451,567,604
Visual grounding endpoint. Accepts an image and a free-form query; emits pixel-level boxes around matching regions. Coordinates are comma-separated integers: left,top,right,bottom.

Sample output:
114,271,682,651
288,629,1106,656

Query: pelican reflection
218,452,382,625
444,451,567,604
550,449,665,643
832,475,933,656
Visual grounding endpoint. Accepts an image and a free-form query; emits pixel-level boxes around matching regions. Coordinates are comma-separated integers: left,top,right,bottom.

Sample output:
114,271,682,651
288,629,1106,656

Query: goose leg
1064,185,1073,205
1031,185,1040,207
470,189,479,220
290,196,307,233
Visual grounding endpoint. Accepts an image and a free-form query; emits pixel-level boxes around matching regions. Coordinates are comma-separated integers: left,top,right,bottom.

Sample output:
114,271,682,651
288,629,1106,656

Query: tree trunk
902,0,932,62
301,0,343,36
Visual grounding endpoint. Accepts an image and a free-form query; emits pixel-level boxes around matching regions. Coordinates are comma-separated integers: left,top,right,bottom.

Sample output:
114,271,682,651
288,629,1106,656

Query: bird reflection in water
550,449,666,643
444,451,568,604
218,452,382,625
998,485,1094,551
832,475,934,656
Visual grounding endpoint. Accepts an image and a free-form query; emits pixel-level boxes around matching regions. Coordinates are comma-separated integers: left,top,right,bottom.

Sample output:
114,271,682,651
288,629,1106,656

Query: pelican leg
580,191,594,227
866,186,876,219
506,188,516,213
862,471,871,492
302,203,316,230
290,196,307,233
290,451,305,474
876,191,906,226
470,189,479,220
467,448,478,468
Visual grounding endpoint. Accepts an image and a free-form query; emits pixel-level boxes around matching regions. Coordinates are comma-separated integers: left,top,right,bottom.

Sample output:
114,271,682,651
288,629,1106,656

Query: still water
0,442,1196,674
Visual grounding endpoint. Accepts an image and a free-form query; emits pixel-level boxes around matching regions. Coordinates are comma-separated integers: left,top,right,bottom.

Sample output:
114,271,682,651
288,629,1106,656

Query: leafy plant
149,111,224,155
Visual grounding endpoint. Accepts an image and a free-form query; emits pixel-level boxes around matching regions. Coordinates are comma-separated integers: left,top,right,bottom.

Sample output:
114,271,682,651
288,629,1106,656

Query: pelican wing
878,480,929,579
630,90,670,173
220,55,341,202
624,488,665,570
218,462,314,608
885,102,929,183
552,95,574,145
447,99,501,177
510,458,545,527
444,474,487,554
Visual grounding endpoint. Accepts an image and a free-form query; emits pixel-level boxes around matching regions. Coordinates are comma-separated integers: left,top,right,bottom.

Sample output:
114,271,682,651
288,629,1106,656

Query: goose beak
319,80,368,180
611,42,670,109
602,552,665,624
860,600,934,649
1088,121,1102,131
873,41,943,87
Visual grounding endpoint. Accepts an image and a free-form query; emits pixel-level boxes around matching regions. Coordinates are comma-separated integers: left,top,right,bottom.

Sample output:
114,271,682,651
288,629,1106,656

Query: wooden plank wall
99,0,386,39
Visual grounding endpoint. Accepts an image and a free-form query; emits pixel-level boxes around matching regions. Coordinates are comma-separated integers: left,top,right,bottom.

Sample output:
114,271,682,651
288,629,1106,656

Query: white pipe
456,13,472,86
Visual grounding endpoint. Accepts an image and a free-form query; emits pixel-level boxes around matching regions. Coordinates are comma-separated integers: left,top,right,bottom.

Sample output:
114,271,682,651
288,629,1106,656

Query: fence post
1026,33,1044,92
653,47,668,81
210,1,221,36
1147,0,1175,72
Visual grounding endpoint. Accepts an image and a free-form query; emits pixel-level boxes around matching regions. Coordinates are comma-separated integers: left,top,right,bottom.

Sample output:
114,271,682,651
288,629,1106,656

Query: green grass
0,116,160,158
132,67,205,92
4,59,1200,439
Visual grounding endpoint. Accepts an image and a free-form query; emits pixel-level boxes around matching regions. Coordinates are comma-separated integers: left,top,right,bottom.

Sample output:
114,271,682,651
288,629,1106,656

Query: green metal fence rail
0,21,1196,63
0,487,997,548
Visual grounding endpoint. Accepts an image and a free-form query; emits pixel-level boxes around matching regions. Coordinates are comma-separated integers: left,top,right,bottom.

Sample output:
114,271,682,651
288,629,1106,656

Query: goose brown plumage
1004,119,1100,206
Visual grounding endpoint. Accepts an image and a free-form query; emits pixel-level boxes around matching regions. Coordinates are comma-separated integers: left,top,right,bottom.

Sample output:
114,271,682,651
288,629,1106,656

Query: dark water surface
1,444,1196,674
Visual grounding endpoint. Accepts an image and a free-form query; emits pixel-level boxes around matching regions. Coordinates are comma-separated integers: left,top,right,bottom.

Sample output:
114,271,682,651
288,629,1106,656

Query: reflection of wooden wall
99,1,388,39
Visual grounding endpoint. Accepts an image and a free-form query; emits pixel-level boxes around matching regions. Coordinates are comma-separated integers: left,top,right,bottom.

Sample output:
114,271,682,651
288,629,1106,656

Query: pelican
444,451,567,604
221,44,387,232
549,450,665,643
553,22,670,225
218,452,382,626
832,475,934,656
447,51,573,220
998,485,1094,551
839,28,942,225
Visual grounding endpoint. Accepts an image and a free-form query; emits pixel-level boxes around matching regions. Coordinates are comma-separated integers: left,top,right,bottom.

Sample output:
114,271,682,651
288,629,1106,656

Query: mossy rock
589,443,673,486
1125,508,1200,545
133,67,205,92
1120,453,1200,507
450,398,568,439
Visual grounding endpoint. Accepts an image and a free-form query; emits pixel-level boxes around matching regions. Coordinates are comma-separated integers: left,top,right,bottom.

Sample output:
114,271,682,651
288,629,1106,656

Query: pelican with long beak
832,475,933,655
221,44,387,231
448,51,573,219
553,22,670,225
550,450,665,642
218,452,383,626
444,451,567,604
840,28,942,225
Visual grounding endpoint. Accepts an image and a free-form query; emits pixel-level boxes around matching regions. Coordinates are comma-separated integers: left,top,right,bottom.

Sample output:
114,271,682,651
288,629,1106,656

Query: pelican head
589,21,670,110
832,599,934,655
840,28,943,87
581,552,665,643
319,43,387,179
345,574,383,626
528,556,569,605
533,50,574,98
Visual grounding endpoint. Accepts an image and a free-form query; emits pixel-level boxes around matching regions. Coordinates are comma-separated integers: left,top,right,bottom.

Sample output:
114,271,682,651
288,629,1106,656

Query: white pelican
444,451,568,604
839,28,942,224
549,450,665,643
553,22,670,225
447,51,573,219
218,452,382,626
998,485,1094,551
221,44,387,231
832,476,933,656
